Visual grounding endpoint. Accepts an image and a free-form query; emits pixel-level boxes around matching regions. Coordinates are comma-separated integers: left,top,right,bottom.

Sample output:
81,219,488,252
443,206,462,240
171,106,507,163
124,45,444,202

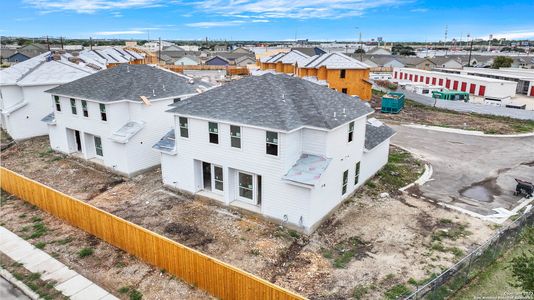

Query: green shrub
78,247,94,258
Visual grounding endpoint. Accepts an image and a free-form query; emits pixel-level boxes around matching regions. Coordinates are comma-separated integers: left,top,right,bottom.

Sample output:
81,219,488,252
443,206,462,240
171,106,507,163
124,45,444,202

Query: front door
74,130,82,152
202,162,211,190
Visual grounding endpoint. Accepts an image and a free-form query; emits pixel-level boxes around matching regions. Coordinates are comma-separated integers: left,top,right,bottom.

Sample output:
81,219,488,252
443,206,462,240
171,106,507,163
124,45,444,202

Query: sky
1,0,534,42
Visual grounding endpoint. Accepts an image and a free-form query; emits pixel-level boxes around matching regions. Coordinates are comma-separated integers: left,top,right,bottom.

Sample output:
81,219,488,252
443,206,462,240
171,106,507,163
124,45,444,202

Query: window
70,98,77,115
354,162,360,185
230,125,241,148
342,170,348,195
340,69,346,78
266,131,278,156
213,166,223,191
81,100,88,117
94,136,103,156
173,98,181,103
238,172,253,200
208,122,218,144
179,117,189,138
341,88,348,94
99,104,107,121
54,96,61,111
348,121,354,143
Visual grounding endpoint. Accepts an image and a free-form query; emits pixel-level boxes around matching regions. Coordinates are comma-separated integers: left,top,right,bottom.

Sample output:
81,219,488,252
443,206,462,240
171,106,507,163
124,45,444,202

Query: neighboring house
214,45,229,52
174,56,200,66
81,47,147,67
155,73,394,232
366,47,392,55
395,56,436,70
0,52,101,141
430,56,463,69
44,64,212,177
235,56,256,67
291,47,326,57
357,55,405,69
7,52,30,63
232,47,253,55
259,50,310,73
297,52,373,100
205,56,230,66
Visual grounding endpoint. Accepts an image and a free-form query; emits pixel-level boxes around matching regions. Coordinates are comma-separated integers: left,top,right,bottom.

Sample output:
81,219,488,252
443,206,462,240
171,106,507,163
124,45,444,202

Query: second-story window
179,117,188,138
348,121,354,143
230,125,241,148
266,131,278,156
209,122,218,144
54,96,61,112
70,98,77,115
340,69,346,78
99,104,107,121
81,100,88,117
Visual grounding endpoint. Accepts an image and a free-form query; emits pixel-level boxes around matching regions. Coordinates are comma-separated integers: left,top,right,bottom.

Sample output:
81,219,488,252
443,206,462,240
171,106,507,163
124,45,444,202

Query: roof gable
304,52,370,69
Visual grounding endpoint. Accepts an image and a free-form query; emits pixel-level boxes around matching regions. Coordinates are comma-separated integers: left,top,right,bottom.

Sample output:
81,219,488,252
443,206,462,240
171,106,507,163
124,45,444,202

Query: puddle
461,186,494,202
460,178,502,203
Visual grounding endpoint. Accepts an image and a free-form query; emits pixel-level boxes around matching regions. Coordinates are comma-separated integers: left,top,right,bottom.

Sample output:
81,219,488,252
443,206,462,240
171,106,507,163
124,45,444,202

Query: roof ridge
16,59,46,83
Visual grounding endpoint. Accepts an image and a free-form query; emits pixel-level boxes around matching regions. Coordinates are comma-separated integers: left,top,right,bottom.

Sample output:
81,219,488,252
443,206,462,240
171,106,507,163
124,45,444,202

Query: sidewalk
0,226,118,300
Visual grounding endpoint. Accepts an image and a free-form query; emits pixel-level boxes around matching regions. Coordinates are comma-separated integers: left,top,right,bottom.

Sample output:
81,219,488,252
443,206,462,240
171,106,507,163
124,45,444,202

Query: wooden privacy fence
0,167,304,300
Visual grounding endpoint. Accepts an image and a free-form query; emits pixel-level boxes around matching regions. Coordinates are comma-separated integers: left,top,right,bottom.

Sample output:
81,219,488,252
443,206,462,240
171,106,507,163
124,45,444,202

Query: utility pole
467,34,473,67
444,25,448,55
46,35,50,51
89,37,93,50
158,37,162,64
60,36,64,49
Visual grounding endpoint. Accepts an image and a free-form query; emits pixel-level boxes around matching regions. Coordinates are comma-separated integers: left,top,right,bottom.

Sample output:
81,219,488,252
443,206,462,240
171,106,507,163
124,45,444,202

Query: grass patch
129,289,143,300
249,249,260,256
29,222,48,239
55,237,73,245
35,241,47,249
384,284,411,299
321,236,371,269
352,284,369,299
78,247,94,258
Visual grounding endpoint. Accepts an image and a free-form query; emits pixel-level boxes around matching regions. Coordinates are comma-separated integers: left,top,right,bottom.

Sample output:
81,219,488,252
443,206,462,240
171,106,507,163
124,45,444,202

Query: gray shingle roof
167,73,374,131
364,120,395,150
45,64,211,102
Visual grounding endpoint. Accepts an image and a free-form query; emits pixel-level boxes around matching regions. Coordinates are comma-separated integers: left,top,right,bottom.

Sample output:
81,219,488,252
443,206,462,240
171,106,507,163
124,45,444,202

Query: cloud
93,30,145,35
24,0,163,14
410,8,428,12
488,30,534,40
185,20,246,28
188,0,407,20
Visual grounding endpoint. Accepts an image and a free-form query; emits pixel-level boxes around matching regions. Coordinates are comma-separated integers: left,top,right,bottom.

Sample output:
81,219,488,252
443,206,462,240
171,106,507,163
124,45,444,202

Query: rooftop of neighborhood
167,72,374,131
46,64,212,102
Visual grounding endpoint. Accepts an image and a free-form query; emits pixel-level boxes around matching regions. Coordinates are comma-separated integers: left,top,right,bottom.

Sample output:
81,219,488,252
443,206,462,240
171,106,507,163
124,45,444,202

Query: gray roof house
44,64,212,177
159,73,395,233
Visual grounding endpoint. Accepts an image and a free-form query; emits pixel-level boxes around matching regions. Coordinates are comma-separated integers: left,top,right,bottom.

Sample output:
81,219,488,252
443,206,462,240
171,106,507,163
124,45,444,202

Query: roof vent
333,112,337,120
188,79,194,84
152,89,156,96
126,65,130,72
162,84,166,91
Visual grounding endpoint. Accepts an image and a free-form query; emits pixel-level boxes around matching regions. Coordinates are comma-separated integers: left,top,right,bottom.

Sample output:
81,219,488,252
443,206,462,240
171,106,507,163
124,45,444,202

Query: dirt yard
1,137,499,299
371,94,534,134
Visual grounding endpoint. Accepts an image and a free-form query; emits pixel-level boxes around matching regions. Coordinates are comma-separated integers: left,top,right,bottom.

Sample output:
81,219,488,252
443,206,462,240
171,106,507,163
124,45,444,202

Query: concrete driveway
390,125,534,219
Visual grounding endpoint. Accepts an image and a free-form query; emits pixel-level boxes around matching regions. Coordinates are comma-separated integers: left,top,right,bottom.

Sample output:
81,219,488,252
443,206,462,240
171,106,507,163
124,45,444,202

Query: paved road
374,85,534,120
390,125,534,216
0,276,30,300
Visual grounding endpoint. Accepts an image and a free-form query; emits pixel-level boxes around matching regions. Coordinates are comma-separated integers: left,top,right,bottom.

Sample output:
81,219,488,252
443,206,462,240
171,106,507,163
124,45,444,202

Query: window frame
208,122,219,144
237,171,255,203
81,100,89,117
340,69,346,79
70,98,77,115
54,96,61,112
213,165,224,192
94,136,103,157
230,125,241,148
341,88,348,94
179,117,189,138
348,121,354,143
354,162,361,185
266,131,278,156
342,170,348,195
99,103,107,121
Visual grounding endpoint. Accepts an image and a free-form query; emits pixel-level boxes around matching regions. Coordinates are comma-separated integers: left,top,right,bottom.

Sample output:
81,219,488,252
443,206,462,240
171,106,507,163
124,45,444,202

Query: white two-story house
44,64,212,177
0,52,101,140
154,73,395,232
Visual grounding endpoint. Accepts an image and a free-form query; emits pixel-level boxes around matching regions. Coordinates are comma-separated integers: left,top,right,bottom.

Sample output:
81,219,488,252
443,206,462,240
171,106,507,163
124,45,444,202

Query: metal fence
403,206,534,300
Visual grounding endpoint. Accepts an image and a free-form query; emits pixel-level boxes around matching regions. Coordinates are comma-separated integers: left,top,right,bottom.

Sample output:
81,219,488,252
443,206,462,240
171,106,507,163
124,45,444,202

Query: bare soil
1,137,498,299
373,96,534,134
